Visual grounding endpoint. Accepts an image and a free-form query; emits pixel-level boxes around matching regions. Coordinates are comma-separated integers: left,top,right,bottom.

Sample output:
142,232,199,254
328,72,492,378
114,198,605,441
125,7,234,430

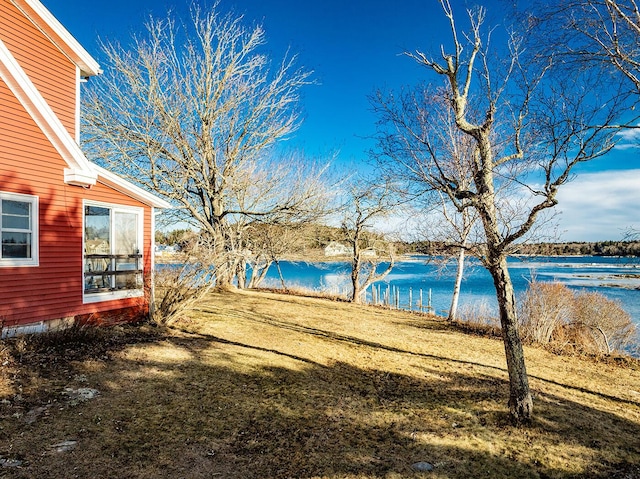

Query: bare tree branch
83,5,330,286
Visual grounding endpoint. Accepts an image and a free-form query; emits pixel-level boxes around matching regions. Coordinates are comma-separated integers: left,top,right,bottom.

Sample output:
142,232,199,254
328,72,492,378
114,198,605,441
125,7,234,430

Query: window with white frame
84,202,143,298
0,192,38,266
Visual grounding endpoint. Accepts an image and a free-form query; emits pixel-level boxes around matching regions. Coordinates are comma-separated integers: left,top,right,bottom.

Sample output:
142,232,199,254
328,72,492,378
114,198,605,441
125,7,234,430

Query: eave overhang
11,0,101,77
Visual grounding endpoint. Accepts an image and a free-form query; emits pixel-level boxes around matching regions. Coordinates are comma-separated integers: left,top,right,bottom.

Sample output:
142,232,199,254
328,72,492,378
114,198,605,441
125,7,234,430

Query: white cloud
554,169,640,241
614,128,640,150
373,170,640,243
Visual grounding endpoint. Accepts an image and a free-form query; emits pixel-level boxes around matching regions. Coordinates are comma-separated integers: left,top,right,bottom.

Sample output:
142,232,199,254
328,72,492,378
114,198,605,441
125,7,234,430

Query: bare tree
373,1,633,422
242,223,306,289
530,0,640,95
437,197,476,321
407,103,481,321
341,181,397,304
82,5,328,287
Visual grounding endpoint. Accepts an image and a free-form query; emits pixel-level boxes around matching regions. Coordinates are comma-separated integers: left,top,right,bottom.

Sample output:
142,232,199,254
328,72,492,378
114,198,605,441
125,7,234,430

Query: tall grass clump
152,264,214,326
455,300,502,337
519,281,637,356
152,239,218,326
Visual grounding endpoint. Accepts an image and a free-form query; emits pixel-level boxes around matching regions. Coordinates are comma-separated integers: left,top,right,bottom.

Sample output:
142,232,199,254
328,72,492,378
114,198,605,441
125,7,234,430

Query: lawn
1,289,639,478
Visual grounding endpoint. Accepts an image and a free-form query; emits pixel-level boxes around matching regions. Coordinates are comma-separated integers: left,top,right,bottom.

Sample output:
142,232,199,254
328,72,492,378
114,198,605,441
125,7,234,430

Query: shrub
151,235,222,326
569,291,637,354
151,263,214,326
518,281,637,355
519,282,574,345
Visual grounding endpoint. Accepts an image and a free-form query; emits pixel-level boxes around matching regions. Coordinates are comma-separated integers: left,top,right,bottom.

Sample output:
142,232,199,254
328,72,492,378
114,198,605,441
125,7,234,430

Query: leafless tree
242,223,306,289
373,1,633,422
341,181,397,304
530,0,640,95
402,100,481,321
82,5,328,287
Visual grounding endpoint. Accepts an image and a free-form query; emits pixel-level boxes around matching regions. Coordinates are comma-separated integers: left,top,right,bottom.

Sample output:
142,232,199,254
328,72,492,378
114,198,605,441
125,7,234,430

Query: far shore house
324,241,350,257
0,0,170,337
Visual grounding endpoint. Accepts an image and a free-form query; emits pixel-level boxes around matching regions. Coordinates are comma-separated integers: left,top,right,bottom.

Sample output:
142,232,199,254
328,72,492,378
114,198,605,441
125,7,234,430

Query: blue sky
42,0,640,241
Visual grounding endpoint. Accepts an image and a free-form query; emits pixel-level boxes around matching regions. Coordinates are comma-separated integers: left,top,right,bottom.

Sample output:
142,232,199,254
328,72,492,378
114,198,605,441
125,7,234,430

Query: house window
0,192,38,267
84,202,143,300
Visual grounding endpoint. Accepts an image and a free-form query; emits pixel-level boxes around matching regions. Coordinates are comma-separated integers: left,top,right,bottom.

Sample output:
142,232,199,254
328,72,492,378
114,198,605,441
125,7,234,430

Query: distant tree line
157,227,640,258
509,241,640,257
411,240,640,257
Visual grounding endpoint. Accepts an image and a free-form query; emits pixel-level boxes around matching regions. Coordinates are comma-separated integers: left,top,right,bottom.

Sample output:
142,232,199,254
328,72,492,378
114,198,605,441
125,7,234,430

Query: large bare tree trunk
351,240,363,303
488,255,533,422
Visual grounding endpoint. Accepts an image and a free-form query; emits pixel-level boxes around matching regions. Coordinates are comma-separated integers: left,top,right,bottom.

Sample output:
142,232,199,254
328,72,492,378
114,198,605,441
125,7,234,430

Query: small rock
64,388,99,405
411,461,434,472
51,440,77,453
24,405,51,424
0,458,23,468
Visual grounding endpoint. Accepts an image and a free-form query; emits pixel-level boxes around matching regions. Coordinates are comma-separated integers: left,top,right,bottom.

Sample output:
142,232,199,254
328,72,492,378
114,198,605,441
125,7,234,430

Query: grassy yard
1,289,639,478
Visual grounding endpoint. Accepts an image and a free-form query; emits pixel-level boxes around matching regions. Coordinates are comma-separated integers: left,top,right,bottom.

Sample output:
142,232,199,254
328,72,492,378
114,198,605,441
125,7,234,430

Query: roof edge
12,0,101,77
93,164,172,209
0,37,97,186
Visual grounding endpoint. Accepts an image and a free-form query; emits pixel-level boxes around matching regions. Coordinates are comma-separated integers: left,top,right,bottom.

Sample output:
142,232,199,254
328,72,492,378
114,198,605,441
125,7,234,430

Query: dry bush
519,282,574,344
518,281,637,355
455,301,502,336
152,235,225,326
152,263,214,326
568,291,637,355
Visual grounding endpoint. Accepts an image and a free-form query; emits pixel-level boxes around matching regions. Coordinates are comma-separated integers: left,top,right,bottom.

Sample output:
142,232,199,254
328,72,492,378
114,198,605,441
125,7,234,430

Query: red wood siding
0,1,77,138
0,79,152,328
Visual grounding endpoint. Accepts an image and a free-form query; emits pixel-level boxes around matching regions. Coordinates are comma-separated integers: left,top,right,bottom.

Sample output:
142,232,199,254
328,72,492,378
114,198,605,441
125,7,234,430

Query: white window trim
82,200,144,304
0,191,39,267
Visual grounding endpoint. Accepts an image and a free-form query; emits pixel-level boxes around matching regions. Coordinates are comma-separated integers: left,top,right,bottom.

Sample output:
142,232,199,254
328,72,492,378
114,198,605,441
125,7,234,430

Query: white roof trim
0,7,169,209
0,37,97,186
93,164,172,209
11,0,101,77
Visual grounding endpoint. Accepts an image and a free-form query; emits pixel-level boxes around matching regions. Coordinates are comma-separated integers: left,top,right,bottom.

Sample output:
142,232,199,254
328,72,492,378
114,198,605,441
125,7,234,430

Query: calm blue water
261,255,640,328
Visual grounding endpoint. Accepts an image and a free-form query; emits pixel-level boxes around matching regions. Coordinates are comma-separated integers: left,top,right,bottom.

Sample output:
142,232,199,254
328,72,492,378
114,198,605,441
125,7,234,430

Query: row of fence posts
368,284,434,314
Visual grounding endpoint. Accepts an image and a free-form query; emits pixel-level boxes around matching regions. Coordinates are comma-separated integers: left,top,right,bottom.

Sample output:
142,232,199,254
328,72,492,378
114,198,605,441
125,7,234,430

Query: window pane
2,200,30,229
85,206,111,291
84,206,110,253
2,232,31,258
114,212,140,290
114,212,138,254
3,200,30,216
84,205,142,293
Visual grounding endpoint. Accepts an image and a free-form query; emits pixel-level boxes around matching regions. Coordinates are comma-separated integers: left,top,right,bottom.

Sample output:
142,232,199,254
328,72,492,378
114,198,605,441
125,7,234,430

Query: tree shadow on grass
4,326,638,479
192,305,640,410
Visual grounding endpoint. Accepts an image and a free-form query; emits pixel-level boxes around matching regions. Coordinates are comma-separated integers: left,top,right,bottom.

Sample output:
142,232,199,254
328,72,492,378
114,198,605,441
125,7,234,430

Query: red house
0,0,171,336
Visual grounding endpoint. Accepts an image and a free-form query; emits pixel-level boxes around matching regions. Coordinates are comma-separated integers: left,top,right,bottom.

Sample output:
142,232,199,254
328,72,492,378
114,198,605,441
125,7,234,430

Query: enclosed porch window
84,202,143,301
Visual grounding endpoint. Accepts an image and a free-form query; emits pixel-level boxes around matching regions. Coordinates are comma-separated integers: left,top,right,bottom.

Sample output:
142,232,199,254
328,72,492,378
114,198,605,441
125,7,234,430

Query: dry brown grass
1,289,639,478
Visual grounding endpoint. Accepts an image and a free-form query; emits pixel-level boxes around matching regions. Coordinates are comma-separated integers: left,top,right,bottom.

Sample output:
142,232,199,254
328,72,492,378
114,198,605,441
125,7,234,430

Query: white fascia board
93,164,172,209
0,38,97,187
12,0,101,77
